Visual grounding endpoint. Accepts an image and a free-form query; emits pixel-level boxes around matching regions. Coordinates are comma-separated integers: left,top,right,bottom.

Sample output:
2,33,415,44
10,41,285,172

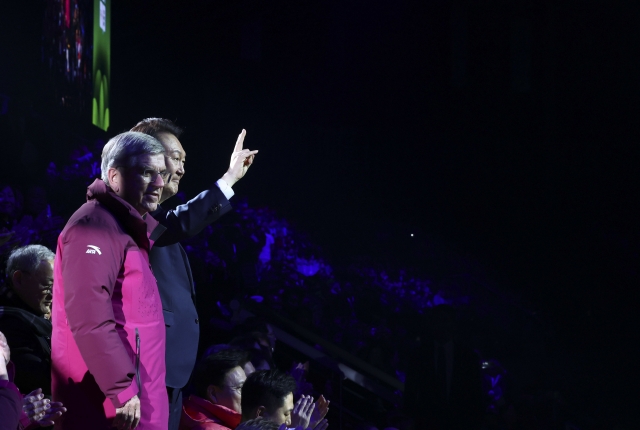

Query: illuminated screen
43,0,93,115
92,0,110,131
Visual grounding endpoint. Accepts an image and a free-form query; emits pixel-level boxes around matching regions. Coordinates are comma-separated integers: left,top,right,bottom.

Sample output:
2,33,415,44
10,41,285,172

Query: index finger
293,396,304,413
234,129,247,152
316,395,327,407
304,401,316,415
25,388,43,398
131,404,141,429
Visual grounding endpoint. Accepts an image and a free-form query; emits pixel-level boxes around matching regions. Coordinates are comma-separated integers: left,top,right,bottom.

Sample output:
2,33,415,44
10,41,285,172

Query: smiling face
12,259,54,316
109,153,167,215
155,132,186,203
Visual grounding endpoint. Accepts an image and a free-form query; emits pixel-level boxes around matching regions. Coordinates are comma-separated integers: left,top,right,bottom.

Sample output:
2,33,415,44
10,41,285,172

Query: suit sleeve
61,222,138,408
153,184,232,247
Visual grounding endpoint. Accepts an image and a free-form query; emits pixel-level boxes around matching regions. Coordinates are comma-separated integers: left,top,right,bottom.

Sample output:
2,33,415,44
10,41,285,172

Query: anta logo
86,245,102,255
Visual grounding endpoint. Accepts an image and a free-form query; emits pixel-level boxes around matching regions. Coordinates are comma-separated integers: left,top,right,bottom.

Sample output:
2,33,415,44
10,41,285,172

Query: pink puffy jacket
52,179,168,429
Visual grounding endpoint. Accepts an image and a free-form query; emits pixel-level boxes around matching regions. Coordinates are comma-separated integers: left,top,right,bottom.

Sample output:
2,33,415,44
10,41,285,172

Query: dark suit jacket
404,339,484,430
150,184,232,389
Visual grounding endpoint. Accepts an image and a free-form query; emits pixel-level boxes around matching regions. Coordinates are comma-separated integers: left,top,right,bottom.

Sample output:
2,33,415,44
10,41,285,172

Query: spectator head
130,118,185,203
241,369,297,426
192,348,250,414
6,245,55,316
238,317,277,351
235,417,280,430
431,304,456,343
100,132,167,215
230,332,274,371
202,344,256,377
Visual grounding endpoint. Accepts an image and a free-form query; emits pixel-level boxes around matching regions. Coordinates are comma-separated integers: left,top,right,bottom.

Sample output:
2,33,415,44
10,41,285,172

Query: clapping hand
308,395,330,429
23,388,67,427
290,395,316,429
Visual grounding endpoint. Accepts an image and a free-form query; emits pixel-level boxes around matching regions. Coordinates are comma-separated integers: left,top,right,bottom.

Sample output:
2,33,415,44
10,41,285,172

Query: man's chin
160,187,179,203
139,201,159,214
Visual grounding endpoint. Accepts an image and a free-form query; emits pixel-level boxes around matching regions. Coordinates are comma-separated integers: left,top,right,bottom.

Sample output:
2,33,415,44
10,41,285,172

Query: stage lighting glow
92,0,110,131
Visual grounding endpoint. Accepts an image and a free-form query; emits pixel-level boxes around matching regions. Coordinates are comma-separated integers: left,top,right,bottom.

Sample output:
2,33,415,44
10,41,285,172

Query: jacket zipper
135,328,141,396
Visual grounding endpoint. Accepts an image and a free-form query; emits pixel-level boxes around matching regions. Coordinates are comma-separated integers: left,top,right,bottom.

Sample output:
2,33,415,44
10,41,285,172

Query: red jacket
51,179,168,429
180,395,241,430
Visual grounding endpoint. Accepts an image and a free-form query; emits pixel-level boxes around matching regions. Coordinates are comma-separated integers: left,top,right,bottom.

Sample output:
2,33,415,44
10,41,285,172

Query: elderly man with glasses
51,132,170,430
0,244,54,396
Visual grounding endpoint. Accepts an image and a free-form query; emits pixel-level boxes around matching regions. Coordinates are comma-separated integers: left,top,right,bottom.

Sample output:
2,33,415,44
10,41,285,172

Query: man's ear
255,406,266,418
11,270,23,289
107,167,121,193
206,385,218,404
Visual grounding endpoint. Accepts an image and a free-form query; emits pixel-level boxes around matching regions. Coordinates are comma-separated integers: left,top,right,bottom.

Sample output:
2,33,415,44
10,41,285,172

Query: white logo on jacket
86,245,102,255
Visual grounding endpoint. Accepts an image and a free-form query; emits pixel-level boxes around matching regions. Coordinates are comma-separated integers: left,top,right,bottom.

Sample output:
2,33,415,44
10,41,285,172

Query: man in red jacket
51,132,169,430
180,348,252,430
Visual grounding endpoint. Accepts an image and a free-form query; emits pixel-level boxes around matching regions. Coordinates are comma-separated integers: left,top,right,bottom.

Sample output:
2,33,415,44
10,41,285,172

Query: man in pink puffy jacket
51,132,170,430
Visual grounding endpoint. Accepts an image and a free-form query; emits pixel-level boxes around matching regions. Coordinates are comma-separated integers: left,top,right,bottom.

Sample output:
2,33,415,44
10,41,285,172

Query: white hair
100,131,165,183
6,245,55,283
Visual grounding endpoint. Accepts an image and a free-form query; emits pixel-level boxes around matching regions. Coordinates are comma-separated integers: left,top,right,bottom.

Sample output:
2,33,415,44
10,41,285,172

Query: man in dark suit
131,118,258,430
404,305,484,430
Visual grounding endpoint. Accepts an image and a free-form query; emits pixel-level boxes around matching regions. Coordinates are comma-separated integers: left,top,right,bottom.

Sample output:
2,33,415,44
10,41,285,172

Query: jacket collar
86,179,163,251
183,395,242,429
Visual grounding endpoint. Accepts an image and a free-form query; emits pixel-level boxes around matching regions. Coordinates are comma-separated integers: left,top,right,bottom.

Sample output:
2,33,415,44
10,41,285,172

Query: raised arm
153,129,258,246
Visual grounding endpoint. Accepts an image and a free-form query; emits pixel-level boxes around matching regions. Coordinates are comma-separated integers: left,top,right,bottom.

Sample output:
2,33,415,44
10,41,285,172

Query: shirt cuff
216,178,235,200
0,379,19,391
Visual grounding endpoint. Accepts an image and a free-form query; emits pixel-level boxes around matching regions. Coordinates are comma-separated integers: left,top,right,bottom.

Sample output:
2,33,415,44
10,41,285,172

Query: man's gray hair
100,131,165,183
6,245,55,283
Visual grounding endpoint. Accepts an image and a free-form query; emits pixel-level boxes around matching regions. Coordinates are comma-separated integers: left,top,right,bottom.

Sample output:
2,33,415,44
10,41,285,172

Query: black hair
130,117,183,139
236,417,281,430
192,348,250,399
201,343,251,367
241,369,297,420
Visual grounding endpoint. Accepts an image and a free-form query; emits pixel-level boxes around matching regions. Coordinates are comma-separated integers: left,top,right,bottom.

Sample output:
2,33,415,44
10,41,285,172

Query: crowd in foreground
1,323,331,430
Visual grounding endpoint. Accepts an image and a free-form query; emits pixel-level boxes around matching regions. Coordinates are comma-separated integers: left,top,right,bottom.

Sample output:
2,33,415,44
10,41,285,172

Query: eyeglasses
14,270,53,293
117,165,170,184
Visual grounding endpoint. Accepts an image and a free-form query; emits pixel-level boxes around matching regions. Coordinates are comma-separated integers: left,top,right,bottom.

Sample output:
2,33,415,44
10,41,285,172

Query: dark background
2,0,639,423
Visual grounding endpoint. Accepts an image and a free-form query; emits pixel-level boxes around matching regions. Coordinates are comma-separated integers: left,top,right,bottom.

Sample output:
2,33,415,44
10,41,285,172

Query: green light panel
92,0,110,131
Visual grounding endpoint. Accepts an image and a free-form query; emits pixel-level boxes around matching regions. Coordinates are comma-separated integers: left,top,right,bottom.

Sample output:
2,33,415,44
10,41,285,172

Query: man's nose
151,174,165,187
